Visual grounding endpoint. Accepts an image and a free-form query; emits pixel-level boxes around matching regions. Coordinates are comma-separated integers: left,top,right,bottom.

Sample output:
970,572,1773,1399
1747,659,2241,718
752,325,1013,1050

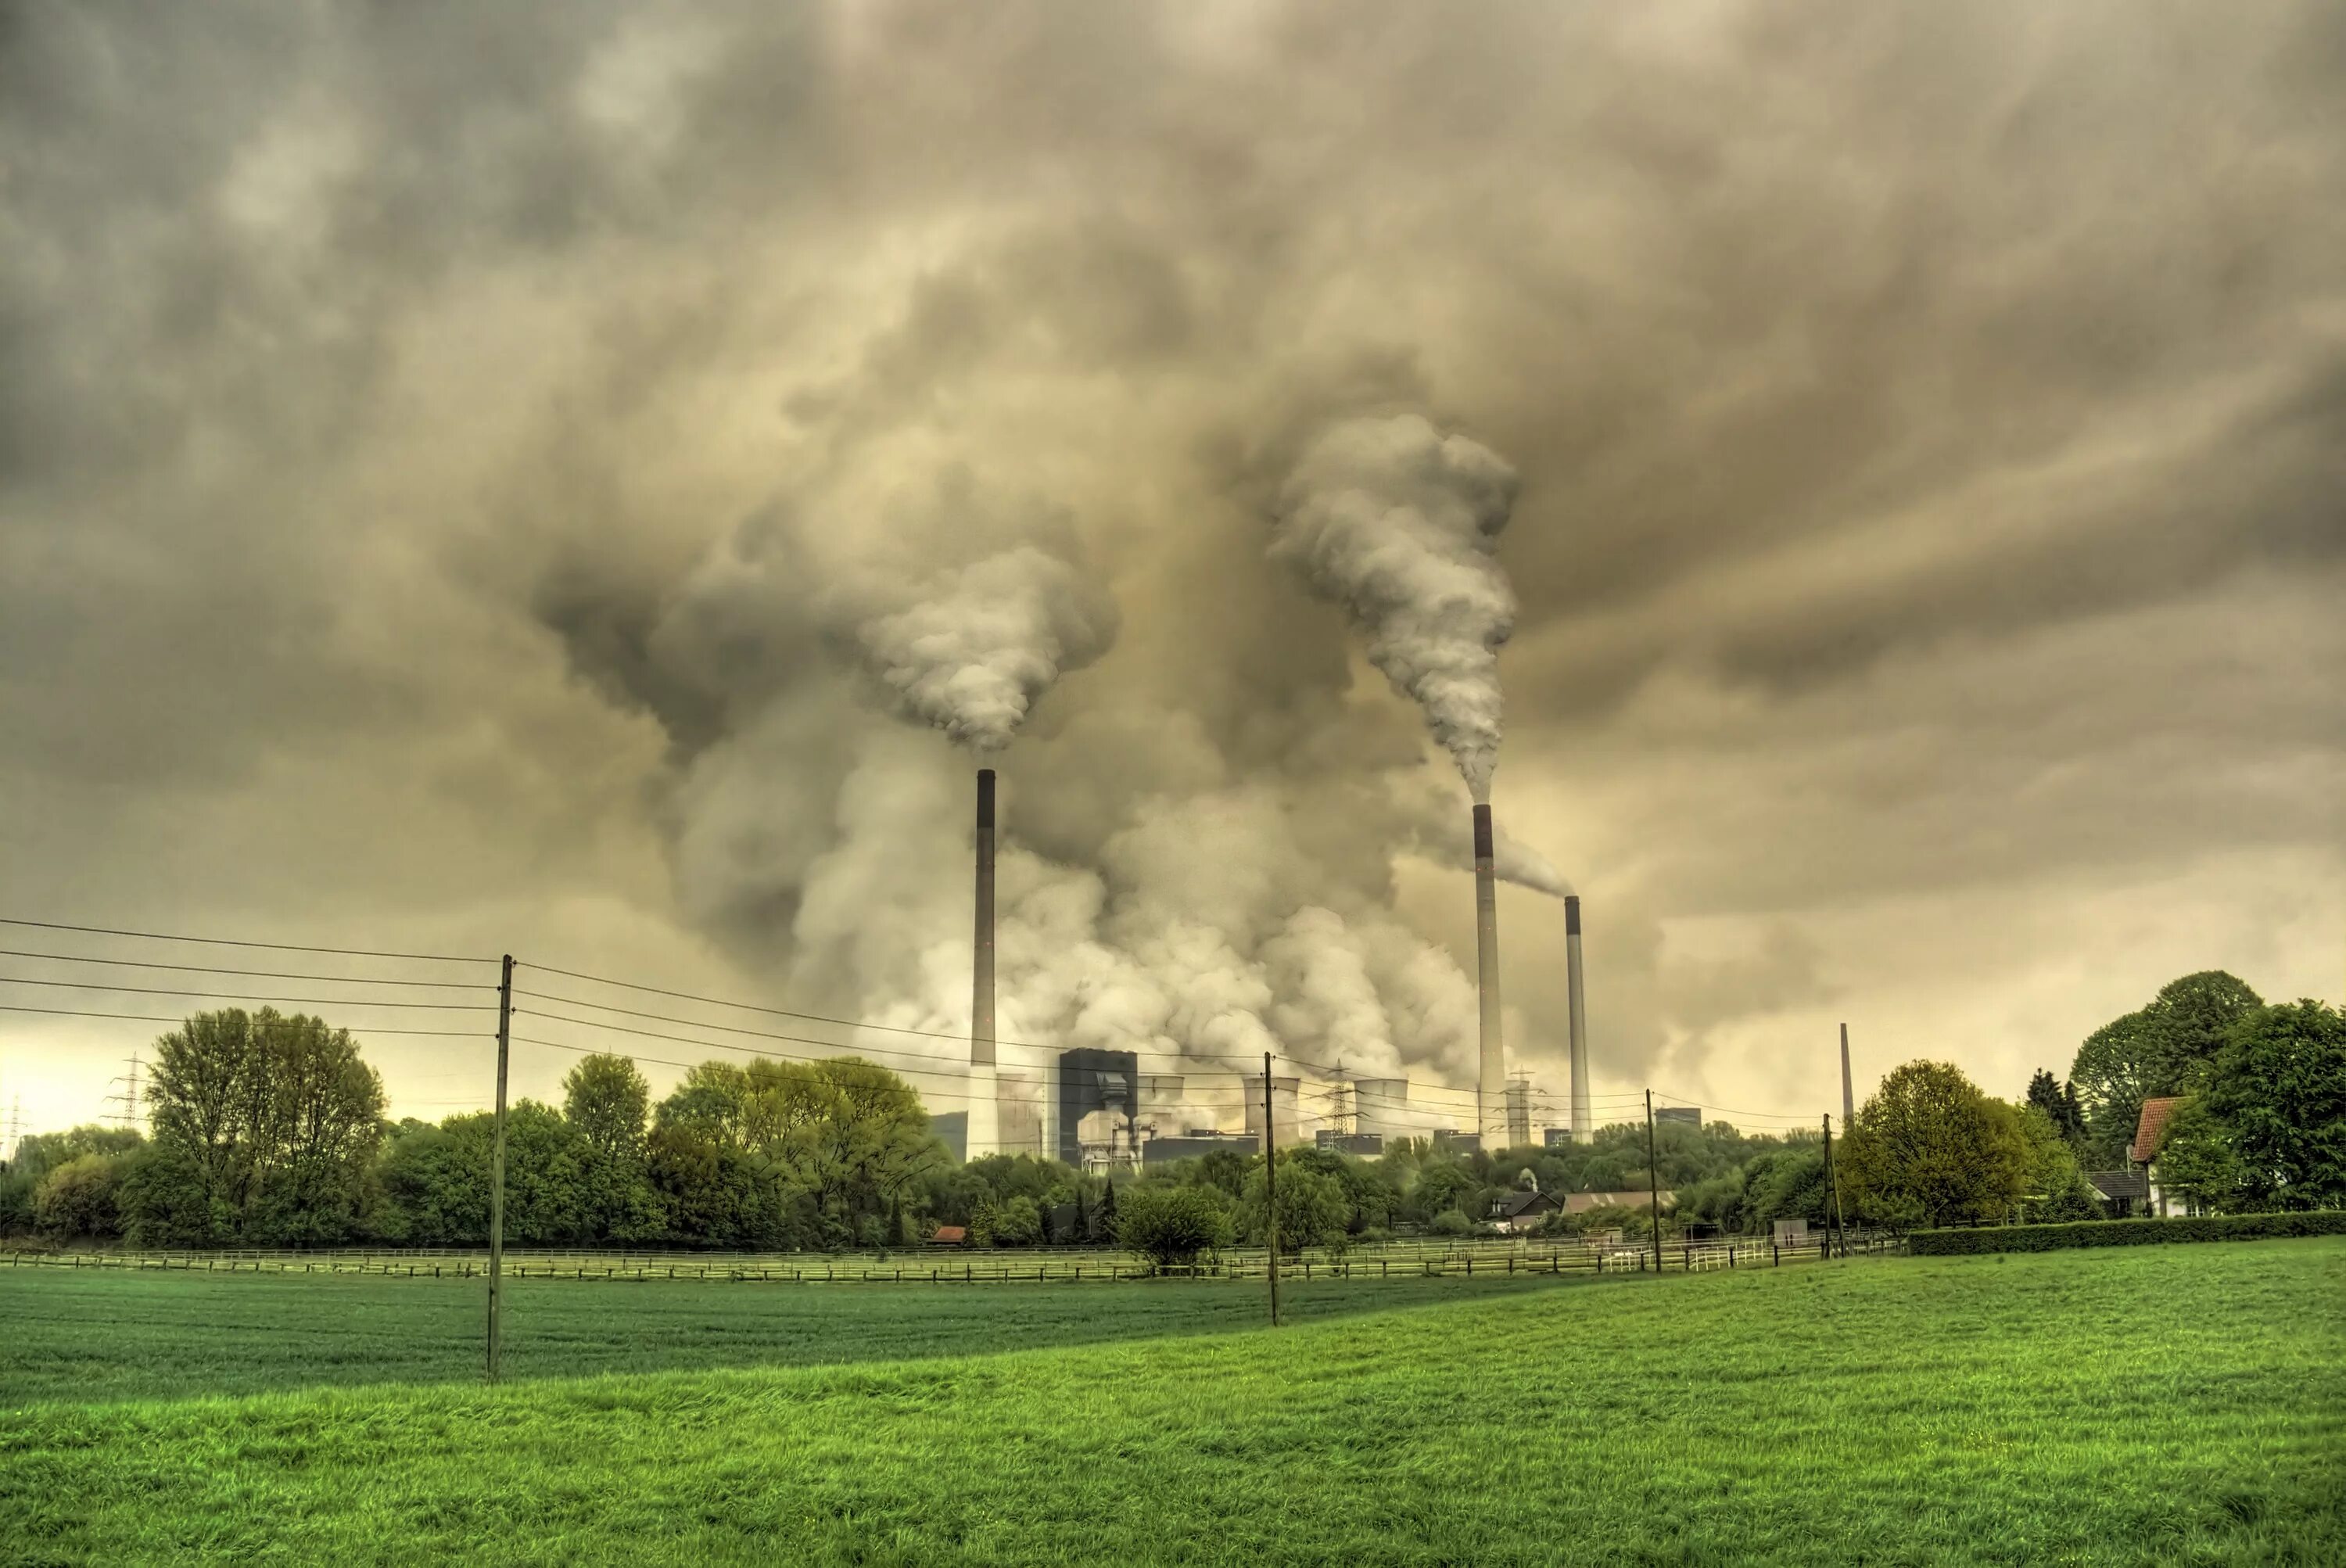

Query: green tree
1240,1157,1351,1254
2025,1070,2086,1148
2150,1099,2245,1215
1114,1183,1234,1268
2015,1105,2100,1222
563,1053,659,1242
1841,1060,2032,1229
138,1009,387,1244
2072,972,2262,1164
2201,1000,2346,1210
34,1153,128,1240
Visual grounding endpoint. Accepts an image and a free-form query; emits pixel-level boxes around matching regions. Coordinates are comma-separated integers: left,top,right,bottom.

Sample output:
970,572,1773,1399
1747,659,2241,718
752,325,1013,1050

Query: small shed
927,1225,967,1247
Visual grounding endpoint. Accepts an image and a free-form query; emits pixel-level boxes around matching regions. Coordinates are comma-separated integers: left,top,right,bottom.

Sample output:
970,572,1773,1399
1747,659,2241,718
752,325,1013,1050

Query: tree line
6,976,2335,1250
1838,975,2343,1227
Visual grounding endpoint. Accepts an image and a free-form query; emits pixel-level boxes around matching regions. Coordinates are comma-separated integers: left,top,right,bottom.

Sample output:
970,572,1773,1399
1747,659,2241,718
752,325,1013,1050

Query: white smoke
852,546,1119,752
1271,414,1521,801
1492,817,1573,898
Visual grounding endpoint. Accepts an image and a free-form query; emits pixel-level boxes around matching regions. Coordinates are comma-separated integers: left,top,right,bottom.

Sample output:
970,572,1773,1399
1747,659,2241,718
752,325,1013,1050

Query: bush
1114,1183,1234,1268
1908,1211,2346,1254
33,1154,127,1241
1427,1207,1475,1237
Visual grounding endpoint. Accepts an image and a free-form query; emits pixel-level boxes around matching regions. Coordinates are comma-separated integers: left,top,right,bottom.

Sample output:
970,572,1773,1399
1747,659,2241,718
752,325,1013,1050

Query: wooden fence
2,1233,1899,1285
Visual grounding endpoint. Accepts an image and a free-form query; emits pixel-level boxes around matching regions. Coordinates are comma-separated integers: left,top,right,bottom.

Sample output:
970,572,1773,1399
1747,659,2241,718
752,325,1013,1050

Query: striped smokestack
1840,1022,1854,1129
1473,804,1504,1146
967,769,999,1159
1566,894,1591,1144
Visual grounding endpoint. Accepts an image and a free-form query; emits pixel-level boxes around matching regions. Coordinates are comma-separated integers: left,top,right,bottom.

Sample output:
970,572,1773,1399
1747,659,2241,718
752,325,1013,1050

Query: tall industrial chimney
1473,803,1504,1146
1839,1021,1855,1128
967,769,999,1160
1566,894,1591,1144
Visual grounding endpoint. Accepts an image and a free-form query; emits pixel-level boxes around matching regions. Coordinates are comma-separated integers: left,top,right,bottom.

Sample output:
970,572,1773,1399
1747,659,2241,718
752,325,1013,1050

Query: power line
0,948,493,989
0,975,495,1010
0,917,491,966
0,1003,487,1037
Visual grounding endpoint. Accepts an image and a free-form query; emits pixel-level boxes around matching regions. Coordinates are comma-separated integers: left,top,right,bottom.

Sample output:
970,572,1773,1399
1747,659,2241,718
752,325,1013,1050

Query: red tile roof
928,1225,967,1245
2132,1096,2187,1164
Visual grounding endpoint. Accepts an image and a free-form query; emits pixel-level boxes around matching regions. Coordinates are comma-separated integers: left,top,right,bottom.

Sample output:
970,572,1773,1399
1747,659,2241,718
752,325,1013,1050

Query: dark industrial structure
1055,1046,1139,1167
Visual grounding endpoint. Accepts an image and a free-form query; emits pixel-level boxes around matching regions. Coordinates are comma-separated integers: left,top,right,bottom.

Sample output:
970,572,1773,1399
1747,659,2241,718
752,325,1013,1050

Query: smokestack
1840,1022,1855,1128
967,769,999,1159
1473,804,1504,1146
1566,895,1591,1144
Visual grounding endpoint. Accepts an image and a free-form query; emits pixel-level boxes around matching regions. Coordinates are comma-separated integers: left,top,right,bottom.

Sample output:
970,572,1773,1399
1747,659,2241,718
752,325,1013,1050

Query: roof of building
1487,1190,1558,1218
927,1225,967,1244
2085,1171,2149,1200
2132,1096,2188,1164
1562,1190,1676,1214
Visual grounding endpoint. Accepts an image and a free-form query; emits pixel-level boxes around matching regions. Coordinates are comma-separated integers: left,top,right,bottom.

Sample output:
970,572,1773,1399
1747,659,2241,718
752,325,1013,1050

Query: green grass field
0,1267,1574,1406
3,1240,2341,1566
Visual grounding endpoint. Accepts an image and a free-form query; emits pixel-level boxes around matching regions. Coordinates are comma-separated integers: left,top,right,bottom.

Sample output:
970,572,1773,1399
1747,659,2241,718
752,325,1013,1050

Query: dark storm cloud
2,0,2341,1131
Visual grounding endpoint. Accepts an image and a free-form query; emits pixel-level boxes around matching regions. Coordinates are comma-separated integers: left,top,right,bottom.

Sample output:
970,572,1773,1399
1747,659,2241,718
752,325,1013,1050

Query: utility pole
1263,1052,1279,1327
487,954,513,1382
1645,1089,1663,1274
1822,1113,1846,1258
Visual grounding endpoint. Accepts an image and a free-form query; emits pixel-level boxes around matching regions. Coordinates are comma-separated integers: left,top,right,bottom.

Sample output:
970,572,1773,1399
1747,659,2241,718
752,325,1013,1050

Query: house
927,1225,967,1246
2084,1170,2148,1218
1562,1189,1676,1216
1486,1190,1562,1232
2131,1096,2190,1216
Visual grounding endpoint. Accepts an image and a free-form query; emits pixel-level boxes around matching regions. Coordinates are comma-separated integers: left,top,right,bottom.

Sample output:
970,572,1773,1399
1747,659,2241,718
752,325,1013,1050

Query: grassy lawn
2,1240,2341,1566
0,1266,1573,1407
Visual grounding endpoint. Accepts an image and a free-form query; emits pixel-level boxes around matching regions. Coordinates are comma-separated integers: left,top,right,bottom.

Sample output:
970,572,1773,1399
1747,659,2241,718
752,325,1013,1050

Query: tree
2072,972,2262,1164
992,1194,1043,1247
2150,1099,2245,1215
2201,1000,2346,1210
1841,1061,2032,1229
2014,1105,2100,1222
1240,1157,1351,1254
563,1054,659,1242
34,1154,127,1240
1114,1183,1234,1268
2025,1071,2086,1149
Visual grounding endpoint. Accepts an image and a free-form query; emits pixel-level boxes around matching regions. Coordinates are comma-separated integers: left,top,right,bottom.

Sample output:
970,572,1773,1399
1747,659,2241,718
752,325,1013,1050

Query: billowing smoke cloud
1272,414,1522,801
853,547,1119,752
1492,819,1572,899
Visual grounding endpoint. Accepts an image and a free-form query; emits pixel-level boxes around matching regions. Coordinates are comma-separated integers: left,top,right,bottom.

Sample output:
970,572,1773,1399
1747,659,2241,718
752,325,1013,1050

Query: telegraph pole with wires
1264,1052,1280,1327
1645,1089,1664,1273
487,954,513,1383
1822,1113,1846,1258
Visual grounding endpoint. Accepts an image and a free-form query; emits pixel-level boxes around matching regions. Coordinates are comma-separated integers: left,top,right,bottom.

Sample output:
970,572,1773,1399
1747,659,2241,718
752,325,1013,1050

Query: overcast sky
2,1,2340,1146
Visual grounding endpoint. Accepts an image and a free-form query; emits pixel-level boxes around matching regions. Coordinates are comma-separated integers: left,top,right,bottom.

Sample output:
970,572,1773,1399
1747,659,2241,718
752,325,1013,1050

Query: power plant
953,770,1584,1165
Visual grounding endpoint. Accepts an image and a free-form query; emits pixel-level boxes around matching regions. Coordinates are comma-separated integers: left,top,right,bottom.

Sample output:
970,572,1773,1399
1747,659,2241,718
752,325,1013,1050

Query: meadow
3,1240,2341,1566
0,1265,1573,1406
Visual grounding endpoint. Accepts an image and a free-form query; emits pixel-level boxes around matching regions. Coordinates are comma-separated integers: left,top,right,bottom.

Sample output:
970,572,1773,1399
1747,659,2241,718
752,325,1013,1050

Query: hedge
1907,1210,2346,1255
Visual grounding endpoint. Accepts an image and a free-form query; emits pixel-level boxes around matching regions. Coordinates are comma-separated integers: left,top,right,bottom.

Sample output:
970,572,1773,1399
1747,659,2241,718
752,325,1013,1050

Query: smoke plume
1272,414,1522,801
853,547,1120,752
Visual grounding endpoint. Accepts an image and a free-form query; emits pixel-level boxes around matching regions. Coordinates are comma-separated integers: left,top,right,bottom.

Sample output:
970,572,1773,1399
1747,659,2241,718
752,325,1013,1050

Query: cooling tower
1353,1078,1410,1141
1473,804,1504,1144
967,768,999,1160
1244,1075,1302,1150
1566,894,1591,1144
